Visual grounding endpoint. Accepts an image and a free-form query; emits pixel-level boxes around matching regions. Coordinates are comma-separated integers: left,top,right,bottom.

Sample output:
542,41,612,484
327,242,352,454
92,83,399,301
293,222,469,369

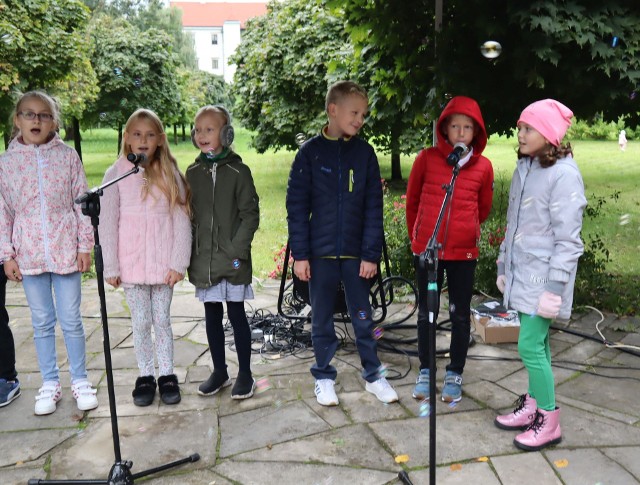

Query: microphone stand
29,162,199,485
399,162,461,485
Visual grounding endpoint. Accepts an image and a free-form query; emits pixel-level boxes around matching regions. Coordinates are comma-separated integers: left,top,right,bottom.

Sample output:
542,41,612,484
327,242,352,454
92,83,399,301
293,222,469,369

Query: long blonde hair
10,90,61,142
121,109,191,215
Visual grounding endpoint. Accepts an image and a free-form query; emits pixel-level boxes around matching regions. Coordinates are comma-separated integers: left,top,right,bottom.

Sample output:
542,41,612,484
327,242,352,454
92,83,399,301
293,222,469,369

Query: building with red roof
170,0,268,82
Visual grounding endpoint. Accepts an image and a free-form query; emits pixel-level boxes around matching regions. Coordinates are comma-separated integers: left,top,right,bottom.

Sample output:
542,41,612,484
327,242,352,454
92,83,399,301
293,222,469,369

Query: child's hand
293,260,311,281
496,275,506,294
4,259,22,282
106,277,121,289
77,252,92,273
164,270,184,288
536,291,562,319
359,260,377,279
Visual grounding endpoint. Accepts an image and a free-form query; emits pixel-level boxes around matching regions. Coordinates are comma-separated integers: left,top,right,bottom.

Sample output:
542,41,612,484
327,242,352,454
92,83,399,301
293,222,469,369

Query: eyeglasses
18,111,54,122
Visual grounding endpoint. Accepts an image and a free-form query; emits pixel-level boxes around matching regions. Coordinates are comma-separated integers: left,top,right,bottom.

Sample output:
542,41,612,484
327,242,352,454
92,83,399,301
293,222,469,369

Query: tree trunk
117,123,123,155
63,120,74,141
72,117,82,163
390,128,402,181
3,132,9,150
181,123,186,142
173,124,178,145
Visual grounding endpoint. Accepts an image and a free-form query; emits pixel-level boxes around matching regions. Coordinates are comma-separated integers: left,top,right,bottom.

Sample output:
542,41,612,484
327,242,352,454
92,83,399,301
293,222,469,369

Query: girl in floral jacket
0,91,98,416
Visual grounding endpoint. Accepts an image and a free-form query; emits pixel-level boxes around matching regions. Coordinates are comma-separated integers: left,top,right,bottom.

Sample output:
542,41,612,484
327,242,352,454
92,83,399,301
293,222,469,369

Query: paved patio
0,277,639,485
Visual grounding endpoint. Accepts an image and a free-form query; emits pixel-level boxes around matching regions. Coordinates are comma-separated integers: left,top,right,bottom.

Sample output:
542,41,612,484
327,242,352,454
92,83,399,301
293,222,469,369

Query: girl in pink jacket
0,91,98,416
100,109,192,407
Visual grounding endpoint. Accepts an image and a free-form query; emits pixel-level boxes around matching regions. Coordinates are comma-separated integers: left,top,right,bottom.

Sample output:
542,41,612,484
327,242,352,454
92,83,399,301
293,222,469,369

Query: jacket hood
436,96,487,157
8,132,64,153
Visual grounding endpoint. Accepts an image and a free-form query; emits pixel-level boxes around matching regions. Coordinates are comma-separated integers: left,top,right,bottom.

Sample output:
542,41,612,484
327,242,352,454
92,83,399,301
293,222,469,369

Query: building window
211,34,218,45
212,58,219,70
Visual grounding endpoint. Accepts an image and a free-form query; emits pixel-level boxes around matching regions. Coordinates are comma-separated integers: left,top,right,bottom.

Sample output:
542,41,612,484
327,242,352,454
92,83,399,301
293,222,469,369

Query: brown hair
517,142,573,168
121,108,191,215
10,90,61,141
325,81,368,112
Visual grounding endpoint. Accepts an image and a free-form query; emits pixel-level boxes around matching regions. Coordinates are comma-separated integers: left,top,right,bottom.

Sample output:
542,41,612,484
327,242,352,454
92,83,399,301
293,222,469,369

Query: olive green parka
186,150,259,288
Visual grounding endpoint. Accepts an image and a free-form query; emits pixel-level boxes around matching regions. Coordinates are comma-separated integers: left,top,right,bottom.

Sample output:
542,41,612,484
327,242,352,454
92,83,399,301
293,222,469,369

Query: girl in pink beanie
493,99,587,451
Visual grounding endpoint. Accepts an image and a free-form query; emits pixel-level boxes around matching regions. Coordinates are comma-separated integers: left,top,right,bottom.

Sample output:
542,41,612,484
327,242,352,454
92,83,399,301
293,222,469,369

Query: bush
381,180,414,281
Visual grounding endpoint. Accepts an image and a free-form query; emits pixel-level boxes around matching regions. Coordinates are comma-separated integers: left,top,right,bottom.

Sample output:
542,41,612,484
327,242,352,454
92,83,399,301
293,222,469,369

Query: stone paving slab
213,461,398,485
490,452,562,485
237,423,398,470
546,448,640,485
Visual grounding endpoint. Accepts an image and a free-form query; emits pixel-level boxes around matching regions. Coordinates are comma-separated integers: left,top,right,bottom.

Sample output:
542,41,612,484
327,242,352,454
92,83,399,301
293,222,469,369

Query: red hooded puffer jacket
405,96,494,260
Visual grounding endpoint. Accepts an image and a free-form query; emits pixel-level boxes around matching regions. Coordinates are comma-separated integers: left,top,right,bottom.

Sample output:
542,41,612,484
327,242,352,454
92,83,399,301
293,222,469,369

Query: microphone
446,142,468,167
127,152,147,166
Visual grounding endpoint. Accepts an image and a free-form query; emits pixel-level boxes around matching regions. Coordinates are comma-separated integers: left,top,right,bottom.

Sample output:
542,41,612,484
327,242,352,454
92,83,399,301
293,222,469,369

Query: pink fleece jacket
99,156,192,285
0,134,93,275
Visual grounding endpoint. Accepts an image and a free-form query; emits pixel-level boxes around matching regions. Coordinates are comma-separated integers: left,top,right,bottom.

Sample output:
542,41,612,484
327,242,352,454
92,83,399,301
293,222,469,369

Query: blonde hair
195,105,231,125
121,108,191,215
325,81,368,112
10,90,61,141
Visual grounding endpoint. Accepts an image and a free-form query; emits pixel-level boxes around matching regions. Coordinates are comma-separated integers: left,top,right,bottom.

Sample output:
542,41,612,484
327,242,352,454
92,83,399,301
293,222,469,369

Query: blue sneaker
0,378,20,408
412,369,430,399
441,371,462,403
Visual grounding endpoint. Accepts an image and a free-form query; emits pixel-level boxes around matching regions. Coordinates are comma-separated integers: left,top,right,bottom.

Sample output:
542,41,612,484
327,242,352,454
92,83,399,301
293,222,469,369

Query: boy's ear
327,102,338,117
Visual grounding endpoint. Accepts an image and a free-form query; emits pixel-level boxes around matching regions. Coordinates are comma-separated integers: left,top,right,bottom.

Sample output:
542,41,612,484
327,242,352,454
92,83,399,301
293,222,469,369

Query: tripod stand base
28,453,200,485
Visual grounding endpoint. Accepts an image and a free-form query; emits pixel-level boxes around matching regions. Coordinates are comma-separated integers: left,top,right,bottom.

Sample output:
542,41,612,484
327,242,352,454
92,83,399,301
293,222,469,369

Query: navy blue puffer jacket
286,130,383,263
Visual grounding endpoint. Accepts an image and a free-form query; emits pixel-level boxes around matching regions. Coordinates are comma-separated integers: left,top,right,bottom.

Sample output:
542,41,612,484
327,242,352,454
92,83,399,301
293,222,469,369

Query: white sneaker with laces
314,379,339,406
365,377,399,404
71,379,99,411
35,381,62,415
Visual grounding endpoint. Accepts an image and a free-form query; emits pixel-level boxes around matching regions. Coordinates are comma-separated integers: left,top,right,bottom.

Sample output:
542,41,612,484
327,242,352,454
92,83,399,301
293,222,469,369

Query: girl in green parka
186,105,259,399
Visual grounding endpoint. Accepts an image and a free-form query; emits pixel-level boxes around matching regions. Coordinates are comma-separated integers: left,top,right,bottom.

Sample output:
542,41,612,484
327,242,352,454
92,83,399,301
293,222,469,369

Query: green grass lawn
3,128,638,280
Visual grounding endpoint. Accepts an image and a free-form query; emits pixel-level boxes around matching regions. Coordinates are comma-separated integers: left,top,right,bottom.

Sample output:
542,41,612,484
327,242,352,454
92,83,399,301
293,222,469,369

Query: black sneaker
157,374,181,405
198,370,231,396
231,372,255,400
132,376,156,407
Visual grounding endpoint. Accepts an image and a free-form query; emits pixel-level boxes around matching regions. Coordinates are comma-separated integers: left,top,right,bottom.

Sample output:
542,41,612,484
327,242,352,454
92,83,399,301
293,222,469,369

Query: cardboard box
472,314,520,344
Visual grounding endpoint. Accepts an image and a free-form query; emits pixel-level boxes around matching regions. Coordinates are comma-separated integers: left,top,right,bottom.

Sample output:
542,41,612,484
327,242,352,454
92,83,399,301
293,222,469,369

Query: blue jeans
22,272,87,383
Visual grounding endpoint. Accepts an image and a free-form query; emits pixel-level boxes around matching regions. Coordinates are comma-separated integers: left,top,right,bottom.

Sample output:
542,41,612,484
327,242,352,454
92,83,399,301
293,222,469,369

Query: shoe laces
374,377,392,390
511,394,528,414
524,410,545,435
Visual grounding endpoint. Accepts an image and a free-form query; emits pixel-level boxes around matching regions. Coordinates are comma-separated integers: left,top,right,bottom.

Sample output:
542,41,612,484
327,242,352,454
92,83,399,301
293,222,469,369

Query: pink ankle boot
514,407,562,451
495,393,537,430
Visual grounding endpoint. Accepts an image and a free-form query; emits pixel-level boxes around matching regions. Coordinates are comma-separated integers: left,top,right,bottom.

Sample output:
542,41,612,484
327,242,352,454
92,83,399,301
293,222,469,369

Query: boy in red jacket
405,96,494,403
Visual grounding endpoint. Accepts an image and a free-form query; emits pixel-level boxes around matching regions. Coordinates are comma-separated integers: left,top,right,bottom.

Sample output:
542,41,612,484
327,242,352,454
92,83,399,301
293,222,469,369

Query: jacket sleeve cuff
548,268,570,283
545,280,566,296
497,262,505,276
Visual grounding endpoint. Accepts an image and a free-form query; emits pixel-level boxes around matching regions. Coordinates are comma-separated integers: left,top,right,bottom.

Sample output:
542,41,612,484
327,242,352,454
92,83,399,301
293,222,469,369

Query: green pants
517,313,555,411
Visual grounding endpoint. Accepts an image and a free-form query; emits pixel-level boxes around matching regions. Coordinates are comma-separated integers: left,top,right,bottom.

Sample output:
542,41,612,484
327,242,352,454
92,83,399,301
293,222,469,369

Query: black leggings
204,301,251,375
415,257,476,375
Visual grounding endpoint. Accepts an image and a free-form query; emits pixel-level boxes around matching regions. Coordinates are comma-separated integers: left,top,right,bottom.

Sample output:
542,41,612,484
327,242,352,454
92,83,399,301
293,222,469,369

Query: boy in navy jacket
286,81,398,406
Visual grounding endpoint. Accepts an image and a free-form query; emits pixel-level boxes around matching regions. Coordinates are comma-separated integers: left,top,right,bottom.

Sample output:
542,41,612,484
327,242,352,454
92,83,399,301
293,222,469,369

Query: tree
333,0,640,138
231,0,352,153
0,0,94,142
86,13,182,147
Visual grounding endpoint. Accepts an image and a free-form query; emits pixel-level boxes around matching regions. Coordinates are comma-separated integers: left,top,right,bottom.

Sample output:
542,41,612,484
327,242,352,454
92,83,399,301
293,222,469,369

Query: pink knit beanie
517,99,573,147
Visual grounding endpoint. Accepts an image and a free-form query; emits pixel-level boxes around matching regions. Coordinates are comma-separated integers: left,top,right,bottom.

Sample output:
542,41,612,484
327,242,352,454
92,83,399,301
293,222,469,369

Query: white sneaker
71,379,98,411
365,377,399,404
35,381,62,415
314,379,339,406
